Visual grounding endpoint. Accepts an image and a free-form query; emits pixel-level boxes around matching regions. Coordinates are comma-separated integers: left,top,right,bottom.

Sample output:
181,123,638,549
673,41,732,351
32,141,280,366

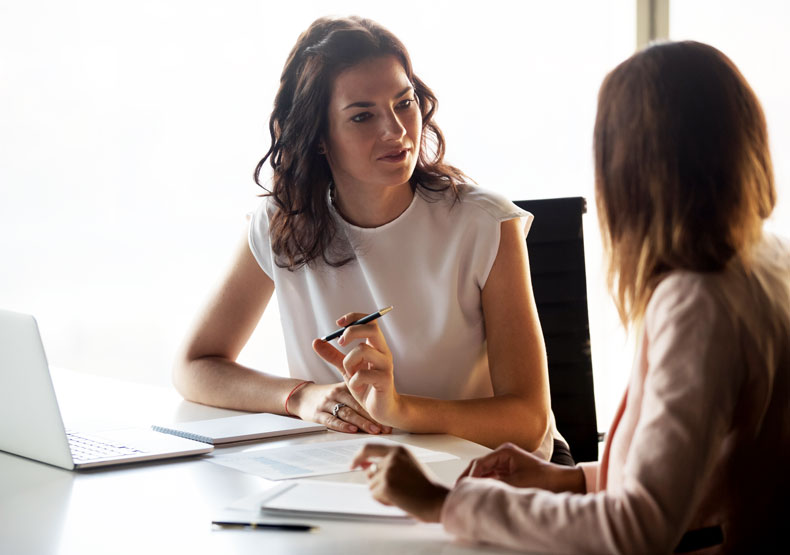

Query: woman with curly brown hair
173,16,566,460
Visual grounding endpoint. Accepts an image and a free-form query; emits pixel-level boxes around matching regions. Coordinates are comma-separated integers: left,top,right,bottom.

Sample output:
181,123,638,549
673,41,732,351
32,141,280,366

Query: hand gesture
312,312,401,426
351,443,449,523
457,442,585,493
288,381,391,435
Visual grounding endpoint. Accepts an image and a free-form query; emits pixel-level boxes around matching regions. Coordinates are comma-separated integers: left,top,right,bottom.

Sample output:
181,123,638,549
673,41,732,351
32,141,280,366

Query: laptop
0,309,213,469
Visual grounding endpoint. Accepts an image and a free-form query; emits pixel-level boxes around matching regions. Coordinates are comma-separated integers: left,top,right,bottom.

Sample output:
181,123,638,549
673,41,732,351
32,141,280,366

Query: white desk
0,370,512,555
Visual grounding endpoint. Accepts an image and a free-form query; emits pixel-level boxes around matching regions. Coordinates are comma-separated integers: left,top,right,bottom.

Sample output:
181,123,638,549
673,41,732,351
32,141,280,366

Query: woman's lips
378,149,408,162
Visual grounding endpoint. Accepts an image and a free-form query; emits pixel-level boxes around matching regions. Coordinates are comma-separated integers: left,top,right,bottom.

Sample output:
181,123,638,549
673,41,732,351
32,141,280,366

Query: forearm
172,356,304,414
443,477,669,554
392,394,549,450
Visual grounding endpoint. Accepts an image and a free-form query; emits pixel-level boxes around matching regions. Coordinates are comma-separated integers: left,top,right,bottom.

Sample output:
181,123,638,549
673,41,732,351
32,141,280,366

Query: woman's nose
380,111,406,140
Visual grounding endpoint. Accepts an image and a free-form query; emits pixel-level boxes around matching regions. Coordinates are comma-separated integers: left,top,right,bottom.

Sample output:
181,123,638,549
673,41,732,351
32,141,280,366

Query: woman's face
324,55,422,197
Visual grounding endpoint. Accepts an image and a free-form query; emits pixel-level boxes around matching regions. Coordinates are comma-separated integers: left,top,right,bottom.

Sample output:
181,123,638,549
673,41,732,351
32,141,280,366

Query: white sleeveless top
249,185,559,458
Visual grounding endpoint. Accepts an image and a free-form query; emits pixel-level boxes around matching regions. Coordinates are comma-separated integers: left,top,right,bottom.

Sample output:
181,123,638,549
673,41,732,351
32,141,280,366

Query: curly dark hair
254,16,467,270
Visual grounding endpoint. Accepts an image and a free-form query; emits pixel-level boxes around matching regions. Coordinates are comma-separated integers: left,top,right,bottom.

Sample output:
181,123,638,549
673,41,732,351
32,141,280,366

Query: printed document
209,437,457,480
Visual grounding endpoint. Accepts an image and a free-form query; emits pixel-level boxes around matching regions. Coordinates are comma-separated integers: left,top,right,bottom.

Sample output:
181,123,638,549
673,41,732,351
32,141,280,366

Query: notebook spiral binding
151,426,213,444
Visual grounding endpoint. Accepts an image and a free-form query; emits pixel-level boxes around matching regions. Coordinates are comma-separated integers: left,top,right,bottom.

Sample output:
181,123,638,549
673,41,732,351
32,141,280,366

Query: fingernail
370,425,380,434
338,336,346,346
347,425,358,433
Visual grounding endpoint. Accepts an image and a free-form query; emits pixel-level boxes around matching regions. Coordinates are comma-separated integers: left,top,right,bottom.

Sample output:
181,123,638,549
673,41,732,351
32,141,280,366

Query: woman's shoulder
752,232,790,284
649,233,790,334
249,194,275,219
648,271,723,322
655,233,790,293
423,184,531,225
458,184,529,219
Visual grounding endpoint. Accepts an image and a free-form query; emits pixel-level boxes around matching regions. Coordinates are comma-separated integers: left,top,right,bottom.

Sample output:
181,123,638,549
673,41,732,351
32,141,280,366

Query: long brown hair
254,16,467,270
594,41,775,325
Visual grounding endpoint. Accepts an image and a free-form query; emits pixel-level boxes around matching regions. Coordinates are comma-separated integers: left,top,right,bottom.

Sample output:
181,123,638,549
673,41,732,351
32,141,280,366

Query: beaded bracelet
284,380,314,416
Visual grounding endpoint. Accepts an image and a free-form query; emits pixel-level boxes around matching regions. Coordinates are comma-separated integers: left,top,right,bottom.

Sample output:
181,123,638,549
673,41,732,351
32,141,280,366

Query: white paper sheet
209,437,457,480
258,480,413,521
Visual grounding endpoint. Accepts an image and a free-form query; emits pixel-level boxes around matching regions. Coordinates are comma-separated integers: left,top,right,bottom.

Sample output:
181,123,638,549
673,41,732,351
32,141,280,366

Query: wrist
569,466,586,493
284,380,313,417
552,465,585,493
381,390,406,428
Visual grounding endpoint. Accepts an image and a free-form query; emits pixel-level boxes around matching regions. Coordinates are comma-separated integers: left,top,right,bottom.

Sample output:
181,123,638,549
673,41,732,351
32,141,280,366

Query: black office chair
514,197,599,462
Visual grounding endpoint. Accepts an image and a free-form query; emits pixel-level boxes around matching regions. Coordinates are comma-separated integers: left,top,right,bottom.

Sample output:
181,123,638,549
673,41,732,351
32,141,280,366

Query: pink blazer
441,235,790,554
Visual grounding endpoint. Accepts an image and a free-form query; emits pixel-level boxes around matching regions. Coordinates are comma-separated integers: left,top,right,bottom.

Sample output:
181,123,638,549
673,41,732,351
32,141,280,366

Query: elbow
512,397,550,453
171,347,200,402
526,413,550,453
171,357,190,400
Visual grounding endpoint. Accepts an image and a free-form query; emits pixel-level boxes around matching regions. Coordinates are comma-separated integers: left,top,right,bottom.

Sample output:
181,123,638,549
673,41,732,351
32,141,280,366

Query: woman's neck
332,181,414,228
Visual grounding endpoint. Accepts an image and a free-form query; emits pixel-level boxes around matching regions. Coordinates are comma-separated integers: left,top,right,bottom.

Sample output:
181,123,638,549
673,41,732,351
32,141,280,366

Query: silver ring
332,402,347,418
369,463,379,474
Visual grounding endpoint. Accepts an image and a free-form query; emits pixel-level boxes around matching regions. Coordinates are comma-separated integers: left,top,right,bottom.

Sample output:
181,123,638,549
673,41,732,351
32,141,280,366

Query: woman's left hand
351,443,449,523
312,312,401,426
456,442,585,493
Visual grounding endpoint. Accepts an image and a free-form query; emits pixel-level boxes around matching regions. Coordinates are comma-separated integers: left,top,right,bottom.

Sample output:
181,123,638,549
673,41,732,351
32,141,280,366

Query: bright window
2,1,635,426
670,0,790,239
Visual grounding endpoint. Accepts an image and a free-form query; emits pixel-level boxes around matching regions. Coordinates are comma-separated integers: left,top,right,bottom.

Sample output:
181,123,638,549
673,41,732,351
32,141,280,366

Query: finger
466,458,493,479
316,411,358,434
335,404,383,435
364,461,380,479
351,457,378,471
367,471,394,506
367,462,396,507
336,312,368,326
338,321,388,352
327,383,378,426
343,344,390,376
333,387,379,423
467,450,513,479
469,454,504,478
336,388,374,420
346,367,389,395
350,444,397,469
312,339,348,378
456,460,475,482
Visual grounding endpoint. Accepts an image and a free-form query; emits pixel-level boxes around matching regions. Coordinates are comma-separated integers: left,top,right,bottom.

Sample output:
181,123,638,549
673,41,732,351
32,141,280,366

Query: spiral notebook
152,413,325,445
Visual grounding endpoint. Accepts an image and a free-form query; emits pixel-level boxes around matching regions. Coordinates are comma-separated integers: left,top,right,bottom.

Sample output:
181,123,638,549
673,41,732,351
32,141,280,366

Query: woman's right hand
288,381,392,435
457,442,585,493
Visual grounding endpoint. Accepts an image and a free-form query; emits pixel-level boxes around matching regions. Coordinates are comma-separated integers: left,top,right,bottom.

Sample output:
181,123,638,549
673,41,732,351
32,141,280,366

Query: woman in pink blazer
349,41,790,553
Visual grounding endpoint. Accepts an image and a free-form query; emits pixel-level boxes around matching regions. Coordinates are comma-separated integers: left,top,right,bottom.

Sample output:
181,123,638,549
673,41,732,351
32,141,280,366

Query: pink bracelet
284,380,313,416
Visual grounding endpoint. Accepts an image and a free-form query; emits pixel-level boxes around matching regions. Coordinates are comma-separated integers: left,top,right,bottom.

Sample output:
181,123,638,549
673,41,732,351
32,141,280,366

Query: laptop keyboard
67,432,146,463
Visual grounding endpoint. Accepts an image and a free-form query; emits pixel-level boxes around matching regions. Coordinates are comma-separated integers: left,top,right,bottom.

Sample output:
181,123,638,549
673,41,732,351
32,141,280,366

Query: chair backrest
514,197,599,462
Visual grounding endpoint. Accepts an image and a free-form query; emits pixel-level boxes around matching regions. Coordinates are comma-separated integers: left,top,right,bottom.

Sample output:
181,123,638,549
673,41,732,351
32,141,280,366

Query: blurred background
1,0,788,428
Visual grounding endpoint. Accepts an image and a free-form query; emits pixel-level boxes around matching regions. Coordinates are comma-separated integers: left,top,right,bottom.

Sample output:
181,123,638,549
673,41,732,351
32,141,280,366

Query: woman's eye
351,112,373,123
397,98,416,110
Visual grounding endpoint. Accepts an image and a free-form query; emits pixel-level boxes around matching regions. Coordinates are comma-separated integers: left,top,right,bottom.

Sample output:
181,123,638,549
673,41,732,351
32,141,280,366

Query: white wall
6,1,785,430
